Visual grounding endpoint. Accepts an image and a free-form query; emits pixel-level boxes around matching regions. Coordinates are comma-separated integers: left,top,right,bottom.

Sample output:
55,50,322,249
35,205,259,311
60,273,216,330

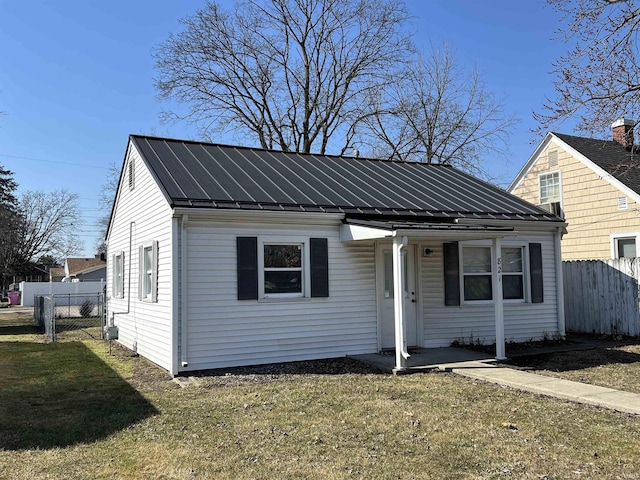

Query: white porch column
393,234,410,371
492,237,506,360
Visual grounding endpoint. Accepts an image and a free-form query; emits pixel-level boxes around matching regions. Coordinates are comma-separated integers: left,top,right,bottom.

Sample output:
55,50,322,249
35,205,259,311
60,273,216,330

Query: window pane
618,238,636,258
265,271,302,294
463,247,491,273
540,172,560,204
264,245,301,268
464,275,492,301
383,250,393,299
144,247,152,270
502,248,522,273
143,247,153,298
503,275,523,300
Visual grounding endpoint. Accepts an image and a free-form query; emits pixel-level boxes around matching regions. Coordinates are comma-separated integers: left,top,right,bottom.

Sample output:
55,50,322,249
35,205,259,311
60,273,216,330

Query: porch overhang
343,218,518,372
341,218,518,242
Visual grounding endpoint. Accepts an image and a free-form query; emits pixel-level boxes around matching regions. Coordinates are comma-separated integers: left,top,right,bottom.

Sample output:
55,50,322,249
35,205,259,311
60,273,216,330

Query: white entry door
379,244,418,350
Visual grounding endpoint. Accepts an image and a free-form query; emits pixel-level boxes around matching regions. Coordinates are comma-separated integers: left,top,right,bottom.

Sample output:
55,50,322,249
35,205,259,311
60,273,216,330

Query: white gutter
393,233,410,372
455,217,568,231
172,207,344,225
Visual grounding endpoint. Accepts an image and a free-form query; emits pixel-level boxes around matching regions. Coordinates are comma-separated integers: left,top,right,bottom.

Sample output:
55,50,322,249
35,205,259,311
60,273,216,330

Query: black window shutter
529,243,544,304
237,237,258,300
310,238,329,298
443,242,460,306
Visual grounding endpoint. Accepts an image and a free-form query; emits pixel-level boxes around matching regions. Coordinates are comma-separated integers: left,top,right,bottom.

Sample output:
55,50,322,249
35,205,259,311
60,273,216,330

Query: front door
379,244,418,349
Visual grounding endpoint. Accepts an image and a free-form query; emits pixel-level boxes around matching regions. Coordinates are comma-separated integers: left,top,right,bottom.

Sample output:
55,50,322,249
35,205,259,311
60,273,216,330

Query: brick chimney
612,117,635,149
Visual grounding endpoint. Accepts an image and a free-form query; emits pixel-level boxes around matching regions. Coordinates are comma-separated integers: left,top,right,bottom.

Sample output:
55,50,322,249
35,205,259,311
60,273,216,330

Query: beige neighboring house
509,118,640,261
49,267,65,282
62,255,107,282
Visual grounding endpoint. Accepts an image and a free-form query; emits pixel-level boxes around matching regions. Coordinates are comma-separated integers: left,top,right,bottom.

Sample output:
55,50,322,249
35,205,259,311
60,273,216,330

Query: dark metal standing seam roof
553,132,640,196
130,135,562,222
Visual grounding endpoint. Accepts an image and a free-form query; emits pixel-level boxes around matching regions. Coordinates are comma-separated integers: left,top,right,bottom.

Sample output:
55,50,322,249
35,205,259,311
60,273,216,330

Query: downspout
554,228,566,338
180,214,189,368
393,234,410,372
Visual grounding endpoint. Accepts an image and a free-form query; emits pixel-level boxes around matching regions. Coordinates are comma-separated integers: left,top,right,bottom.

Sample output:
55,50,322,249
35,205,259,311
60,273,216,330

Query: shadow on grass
0,324,41,336
508,347,640,372
0,341,158,450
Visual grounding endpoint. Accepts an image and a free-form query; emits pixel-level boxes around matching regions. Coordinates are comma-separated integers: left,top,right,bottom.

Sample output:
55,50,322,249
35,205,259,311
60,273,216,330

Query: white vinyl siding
421,234,559,348
183,219,377,371
106,144,173,371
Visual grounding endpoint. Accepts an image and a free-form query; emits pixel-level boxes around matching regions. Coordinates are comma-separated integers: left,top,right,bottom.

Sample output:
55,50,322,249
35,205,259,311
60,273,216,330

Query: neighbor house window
112,252,124,299
263,243,303,297
502,247,524,300
539,171,562,216
462,246,493,301
614,236,637,258
138,241,158,302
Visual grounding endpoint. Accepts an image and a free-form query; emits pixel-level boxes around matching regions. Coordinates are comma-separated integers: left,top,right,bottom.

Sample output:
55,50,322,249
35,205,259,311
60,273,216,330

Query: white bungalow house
106,135,567,375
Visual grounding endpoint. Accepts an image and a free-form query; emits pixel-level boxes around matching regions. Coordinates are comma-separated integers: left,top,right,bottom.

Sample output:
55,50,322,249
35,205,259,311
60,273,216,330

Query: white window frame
139,240,158,302
112,251,124,299
611,232,640,259
538,170,563,214
460,245,494,304
258,237,310,300
459,241,529,305
501,245,527,303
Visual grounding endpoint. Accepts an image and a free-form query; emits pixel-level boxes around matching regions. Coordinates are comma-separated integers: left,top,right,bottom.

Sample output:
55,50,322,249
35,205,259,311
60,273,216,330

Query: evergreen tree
0,164,21,292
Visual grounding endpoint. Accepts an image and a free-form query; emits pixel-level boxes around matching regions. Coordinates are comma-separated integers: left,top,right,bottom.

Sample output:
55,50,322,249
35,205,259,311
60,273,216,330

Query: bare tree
535,0,640,135
154,0,412,154
95,163,120,255
15,190,82,265
355,44,517,178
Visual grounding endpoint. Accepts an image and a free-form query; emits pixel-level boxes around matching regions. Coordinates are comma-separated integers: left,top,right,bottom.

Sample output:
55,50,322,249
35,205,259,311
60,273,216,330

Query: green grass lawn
1,309,639,479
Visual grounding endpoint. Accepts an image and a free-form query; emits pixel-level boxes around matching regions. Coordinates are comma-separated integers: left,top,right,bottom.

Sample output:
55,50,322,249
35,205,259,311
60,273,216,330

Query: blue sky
1,0,575,256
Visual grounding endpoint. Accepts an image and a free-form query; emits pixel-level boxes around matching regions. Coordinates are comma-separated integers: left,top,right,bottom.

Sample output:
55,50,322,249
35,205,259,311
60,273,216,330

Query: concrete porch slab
349,347,496,374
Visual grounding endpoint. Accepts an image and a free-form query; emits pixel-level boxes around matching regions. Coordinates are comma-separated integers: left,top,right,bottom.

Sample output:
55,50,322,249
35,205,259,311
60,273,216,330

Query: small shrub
80,300,94,318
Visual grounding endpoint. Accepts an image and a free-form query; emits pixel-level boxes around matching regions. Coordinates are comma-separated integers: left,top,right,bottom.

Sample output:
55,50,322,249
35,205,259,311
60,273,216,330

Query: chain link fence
34,293,105,342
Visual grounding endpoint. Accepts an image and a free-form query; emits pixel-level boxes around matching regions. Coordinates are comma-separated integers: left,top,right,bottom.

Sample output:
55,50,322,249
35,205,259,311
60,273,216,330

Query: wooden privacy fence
563,258,640,336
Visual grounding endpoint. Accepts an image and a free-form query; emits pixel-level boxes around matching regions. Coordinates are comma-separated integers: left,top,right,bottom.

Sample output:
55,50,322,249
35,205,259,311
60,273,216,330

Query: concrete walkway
439,360,640,416
350,347,640,415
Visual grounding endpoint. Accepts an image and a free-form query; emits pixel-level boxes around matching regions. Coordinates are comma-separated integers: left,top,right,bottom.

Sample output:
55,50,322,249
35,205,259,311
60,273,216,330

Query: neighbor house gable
509,132,640,260
509,133,640,205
